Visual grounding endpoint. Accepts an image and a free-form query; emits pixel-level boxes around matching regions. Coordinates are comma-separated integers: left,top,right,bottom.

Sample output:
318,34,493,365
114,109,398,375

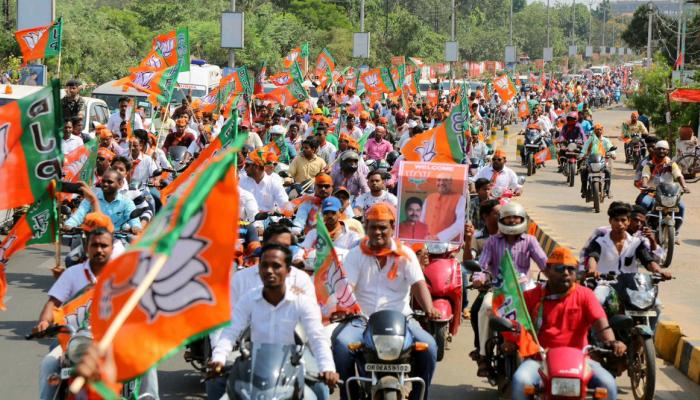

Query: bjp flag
53,286,94,349
0,80,63,209
360,68,396,94
138,47,168,70
426,90,439,107
0,190,57,310
14,18,62,65
493,74,517,103
269,72,294,87
91,149,240,382
517,100,530,119
151,27,190,72
124,65,179,107
283,47,302,69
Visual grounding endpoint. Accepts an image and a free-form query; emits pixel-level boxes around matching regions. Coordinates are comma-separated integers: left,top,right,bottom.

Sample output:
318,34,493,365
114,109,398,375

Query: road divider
655,321,700,384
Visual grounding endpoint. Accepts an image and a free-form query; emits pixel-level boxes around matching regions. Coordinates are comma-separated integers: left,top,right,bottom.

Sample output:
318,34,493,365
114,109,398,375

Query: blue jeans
636,193,685,232
512,358,617,400
333,317,437,400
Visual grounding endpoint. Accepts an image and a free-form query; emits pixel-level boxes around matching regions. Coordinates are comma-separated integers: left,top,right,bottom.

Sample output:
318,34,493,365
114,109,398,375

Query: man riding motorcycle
621,112,649,163
511,247,627,400
333,203,440,400
579,123,615,198
556,112,586,170
473,202,547,376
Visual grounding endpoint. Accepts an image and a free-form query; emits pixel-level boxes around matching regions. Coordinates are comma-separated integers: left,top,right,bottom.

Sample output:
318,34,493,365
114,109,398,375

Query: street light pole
546,0,550,48
646,2,653,67
360,0,365,32
509,0,513,46
228,0,236,68
588,0,592,46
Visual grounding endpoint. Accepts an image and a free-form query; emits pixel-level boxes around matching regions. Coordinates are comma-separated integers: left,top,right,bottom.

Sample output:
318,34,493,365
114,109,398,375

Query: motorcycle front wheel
660,224,675,268
628,335,656,400
592,182,601,213
527,154,535,176
568,164,575,187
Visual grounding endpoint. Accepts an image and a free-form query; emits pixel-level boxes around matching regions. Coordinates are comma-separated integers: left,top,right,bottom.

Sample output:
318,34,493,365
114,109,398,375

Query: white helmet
655,140,670,150
269,124,287,135
498,202,528,235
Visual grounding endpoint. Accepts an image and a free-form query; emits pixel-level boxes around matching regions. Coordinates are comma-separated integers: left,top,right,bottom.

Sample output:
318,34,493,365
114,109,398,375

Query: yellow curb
674,336,700,384
655,321,683,363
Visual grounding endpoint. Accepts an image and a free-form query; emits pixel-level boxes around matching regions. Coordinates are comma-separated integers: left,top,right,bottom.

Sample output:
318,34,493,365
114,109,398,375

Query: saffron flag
493,74,517,103
138,48,168,70
14,18,62,65
0,190,58,310
151,27,190,72
62,140,98,186
0,80,63,209
124,65,179,107
53,286,94,350
284,47,302,69
91,149,240,382
269,72,294,87
254,63,267,95
313,212,361,319
256,80,308,107
360,68,396,94
517,100,530,119
533,146,553,165
491,250,540,358
401,92,467,164
161,114,245,203
315,48,335,89
426,90,439,108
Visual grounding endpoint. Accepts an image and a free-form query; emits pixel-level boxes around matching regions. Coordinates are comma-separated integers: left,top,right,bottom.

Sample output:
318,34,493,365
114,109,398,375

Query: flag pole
52,181,62,277
69,253,169,394
56,51,62,81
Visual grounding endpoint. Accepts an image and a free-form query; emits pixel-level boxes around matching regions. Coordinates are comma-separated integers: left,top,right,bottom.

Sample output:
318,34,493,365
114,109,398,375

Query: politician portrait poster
396,161,469,244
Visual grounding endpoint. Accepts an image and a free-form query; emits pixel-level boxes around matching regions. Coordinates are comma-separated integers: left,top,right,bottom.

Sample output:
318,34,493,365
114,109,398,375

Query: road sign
353,32,370,58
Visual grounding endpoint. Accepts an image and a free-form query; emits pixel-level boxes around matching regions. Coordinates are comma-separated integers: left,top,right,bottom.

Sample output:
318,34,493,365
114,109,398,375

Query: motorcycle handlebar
25,324,72,340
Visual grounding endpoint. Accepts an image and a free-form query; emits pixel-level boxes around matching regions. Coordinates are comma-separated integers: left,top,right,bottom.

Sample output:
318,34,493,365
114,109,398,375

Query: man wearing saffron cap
420,173,467,242
474,148,522,195
293,173,353,235
332,203,439,400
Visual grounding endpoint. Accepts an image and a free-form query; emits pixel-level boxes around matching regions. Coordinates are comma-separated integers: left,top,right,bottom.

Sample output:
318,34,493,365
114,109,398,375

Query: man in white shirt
209,244,335,399
128,132,159,187
353,170,398,215
240,154,289,212
333,203,439,400
35,227,112,400
61,119,84,155
106,96,144,134
239,187,259,223
474,149,523,195
301,197,362,259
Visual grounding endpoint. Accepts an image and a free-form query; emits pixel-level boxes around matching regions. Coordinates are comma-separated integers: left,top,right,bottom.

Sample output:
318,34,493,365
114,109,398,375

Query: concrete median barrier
674,336,700,384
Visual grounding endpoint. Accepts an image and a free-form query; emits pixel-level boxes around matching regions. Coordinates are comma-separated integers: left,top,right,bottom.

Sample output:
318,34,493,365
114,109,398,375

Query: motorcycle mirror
608,146,618,152
517,175,526,185
254,212,269,221
463,260,482,273
129,207,146,220
489,316,516,332
152,169,163,177
60,205,72,216
278,171,289,178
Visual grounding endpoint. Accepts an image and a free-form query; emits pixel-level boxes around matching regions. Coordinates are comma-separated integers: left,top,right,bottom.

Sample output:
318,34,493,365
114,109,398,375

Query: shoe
477,360,490,377
581,192,586,198
675,238,681,245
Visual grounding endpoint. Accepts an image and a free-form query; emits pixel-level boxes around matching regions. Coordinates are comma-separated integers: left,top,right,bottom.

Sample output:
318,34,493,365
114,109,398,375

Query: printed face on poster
396,161,469,245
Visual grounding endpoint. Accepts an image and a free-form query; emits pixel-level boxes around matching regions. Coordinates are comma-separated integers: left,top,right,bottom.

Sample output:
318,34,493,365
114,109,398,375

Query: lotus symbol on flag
495,77,508,90
287,50,299,61
155,39,175,57
65,299,92,332
99,211,214,322
365,73,379,90
145,56,163,69
0,234,18,264
30,210,50,238
0,123,8,165
22,31,44,50
274,75,290,85
134,71,156,89
415,138,437,162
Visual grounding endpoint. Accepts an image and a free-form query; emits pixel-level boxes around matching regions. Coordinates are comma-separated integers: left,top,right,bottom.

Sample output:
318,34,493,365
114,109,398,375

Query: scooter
412,243,462,362
345,311,429,400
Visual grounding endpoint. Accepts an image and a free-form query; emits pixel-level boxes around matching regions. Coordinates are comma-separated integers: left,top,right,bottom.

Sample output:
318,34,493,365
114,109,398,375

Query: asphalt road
2,105,700,399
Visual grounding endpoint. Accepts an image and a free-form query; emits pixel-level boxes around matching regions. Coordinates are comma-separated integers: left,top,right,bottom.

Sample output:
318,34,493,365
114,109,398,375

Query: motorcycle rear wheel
629,335,656,400
527,154,535,176
592,182,601,213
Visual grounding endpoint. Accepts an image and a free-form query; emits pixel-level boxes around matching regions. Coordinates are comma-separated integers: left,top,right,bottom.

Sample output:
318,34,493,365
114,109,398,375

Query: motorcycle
641,183,684,268
412,243,462,362
582,148,617,213
168,145,191,173
345,310,428,400
522,128,547,176
520,345,614,399
484,315,522,393
559,140,583,187
585,272,666,400
625,134,646,169
27,325,147,399
221,339,322,400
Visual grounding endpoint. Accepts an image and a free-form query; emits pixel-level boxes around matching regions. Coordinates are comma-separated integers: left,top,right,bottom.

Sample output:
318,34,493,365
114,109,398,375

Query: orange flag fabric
90,150,240,382
14,18,62,65
518,101,530,119
493,75,517,103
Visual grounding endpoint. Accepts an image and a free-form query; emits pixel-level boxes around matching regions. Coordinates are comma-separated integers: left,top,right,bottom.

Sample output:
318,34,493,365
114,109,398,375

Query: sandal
477,359,490,377
469,349,480,361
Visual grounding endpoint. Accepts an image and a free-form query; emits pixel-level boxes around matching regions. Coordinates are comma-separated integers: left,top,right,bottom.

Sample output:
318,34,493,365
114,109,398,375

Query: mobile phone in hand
60,181,83,194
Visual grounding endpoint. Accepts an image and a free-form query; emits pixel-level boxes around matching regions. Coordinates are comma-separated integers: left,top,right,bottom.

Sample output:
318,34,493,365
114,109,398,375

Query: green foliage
627,53,700,141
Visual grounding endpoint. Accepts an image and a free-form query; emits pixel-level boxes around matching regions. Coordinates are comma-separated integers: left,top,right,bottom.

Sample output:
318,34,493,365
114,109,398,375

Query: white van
590,65,611,77
0,84,43,106
171,63,222,104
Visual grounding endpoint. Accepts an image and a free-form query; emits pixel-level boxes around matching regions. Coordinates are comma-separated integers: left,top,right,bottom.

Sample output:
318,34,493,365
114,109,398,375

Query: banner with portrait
396,161,469,245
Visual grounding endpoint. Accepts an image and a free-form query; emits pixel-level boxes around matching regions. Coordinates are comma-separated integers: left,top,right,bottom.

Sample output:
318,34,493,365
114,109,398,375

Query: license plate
655,207,679,212
365,363,411,373
60,367,72,380
626,310,657,317
588,172,603,177
525,144,540,148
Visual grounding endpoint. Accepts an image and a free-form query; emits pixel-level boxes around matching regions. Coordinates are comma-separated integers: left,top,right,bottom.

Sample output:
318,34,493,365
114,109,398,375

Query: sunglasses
97,157,106,162
492,157,504,161
551,265,578,274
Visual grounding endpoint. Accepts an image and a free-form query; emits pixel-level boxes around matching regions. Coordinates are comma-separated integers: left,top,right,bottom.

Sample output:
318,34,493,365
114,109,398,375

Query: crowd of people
27,64,696,400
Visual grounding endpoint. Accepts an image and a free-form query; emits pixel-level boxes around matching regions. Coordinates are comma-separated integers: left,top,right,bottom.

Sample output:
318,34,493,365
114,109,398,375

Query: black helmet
386,151,400,166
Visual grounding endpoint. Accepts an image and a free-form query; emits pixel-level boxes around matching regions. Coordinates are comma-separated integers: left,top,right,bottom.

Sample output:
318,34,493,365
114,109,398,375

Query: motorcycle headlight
589,162,604,172
626,288,655,310
567,143,578,151
372,335,404,361
657,194,677,208
551,378,581,396
66,333,93,364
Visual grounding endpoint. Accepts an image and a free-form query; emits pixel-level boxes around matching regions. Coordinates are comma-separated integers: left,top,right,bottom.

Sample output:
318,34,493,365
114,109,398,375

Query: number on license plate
60,368,72,380
364,363,411,373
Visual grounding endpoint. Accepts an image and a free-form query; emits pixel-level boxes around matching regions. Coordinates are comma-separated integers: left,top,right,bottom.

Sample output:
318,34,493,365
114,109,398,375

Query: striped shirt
479,233,547,277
